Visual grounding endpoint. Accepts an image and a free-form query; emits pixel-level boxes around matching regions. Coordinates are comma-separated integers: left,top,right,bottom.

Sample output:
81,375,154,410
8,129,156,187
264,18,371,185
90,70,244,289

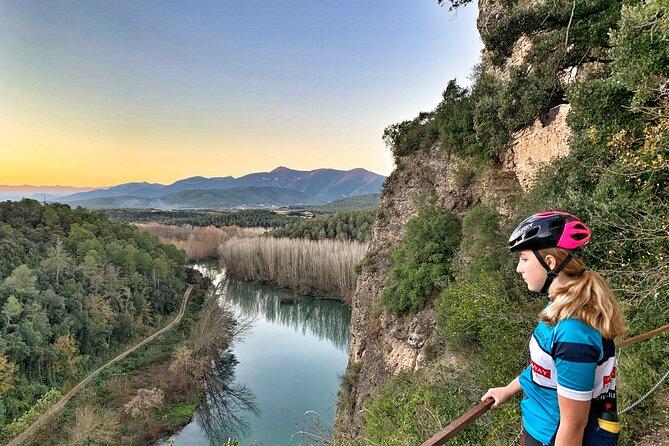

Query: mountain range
37,167,386,209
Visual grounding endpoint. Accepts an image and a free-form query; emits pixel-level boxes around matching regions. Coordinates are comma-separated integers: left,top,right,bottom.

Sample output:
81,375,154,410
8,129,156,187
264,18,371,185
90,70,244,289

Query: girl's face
516,250,548,293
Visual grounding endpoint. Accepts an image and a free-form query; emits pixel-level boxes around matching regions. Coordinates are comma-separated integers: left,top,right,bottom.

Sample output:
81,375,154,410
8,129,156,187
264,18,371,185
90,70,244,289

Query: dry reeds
68,405,120,446
218,237,367,299
136,223,265,260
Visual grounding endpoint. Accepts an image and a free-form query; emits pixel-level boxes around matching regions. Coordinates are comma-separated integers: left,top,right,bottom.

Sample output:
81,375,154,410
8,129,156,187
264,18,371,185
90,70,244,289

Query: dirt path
7,284,193,446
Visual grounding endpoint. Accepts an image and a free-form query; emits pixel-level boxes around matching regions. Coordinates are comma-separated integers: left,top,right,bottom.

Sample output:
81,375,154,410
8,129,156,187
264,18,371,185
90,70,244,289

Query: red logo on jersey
603,367,617,385
531,361,551,378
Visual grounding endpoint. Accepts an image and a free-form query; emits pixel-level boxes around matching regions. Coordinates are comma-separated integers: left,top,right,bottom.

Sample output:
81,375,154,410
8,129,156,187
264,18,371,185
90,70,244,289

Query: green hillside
0,200,189,437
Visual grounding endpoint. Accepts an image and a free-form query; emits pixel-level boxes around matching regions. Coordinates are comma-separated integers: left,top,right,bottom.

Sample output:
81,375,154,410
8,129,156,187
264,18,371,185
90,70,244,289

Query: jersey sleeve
551,319,602,401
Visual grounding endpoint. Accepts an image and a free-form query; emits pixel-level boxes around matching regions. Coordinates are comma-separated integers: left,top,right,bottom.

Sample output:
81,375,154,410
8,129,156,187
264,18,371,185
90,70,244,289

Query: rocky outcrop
504,103,572,191
333,147,519,440
334,0,580,441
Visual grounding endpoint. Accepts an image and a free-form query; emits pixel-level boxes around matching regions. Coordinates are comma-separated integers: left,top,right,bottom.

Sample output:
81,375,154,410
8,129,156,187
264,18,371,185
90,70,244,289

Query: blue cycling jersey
519,309,617,444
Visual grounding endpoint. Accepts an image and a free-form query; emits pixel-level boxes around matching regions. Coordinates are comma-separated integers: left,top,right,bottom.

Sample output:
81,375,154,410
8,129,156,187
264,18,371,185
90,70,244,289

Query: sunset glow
1,0,482,187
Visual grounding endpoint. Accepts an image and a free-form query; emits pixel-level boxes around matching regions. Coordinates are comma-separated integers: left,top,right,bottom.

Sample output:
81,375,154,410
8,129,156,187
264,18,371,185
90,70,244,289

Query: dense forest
337,0,669,444
0,200,189,434
98,195,381,230
269,210,376,242
98,208,298,228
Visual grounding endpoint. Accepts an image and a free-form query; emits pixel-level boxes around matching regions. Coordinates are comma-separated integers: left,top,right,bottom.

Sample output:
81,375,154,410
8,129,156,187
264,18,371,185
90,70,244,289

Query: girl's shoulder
552,317,603,346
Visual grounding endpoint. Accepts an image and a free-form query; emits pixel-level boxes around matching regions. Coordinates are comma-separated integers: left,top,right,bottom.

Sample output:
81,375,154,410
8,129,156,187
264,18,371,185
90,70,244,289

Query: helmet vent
549,219,563,229
572,233,589,240
525,227,539,238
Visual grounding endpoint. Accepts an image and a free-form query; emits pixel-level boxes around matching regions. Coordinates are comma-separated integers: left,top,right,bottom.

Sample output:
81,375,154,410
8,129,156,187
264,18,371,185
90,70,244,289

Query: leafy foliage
0,388,62,443
381,204,460,313
0,200,188,428
362,371,485,446
609,0,669,108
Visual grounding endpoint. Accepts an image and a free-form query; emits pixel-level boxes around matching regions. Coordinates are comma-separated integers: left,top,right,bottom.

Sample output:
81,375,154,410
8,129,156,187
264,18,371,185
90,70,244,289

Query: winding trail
7,284,193,446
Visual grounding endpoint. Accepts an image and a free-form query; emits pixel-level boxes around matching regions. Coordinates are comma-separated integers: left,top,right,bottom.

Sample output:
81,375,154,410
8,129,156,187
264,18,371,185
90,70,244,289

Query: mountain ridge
55,167,386,206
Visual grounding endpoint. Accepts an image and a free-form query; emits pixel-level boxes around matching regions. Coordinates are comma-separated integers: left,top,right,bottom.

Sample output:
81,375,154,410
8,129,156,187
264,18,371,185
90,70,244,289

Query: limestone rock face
504,104,572,191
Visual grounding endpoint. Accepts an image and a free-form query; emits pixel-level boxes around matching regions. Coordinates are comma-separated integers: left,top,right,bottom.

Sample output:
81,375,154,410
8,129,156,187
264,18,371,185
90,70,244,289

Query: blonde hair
538,248,626,339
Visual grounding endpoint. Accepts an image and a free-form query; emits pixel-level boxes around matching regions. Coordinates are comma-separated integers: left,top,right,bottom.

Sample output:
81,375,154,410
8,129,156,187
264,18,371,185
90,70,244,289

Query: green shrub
610,0,669,107
362,371,486,446
381,205,460,313
0,388,63,443
354,248,379,275
459,204,508,277
336,361,363,418
383,112,440,158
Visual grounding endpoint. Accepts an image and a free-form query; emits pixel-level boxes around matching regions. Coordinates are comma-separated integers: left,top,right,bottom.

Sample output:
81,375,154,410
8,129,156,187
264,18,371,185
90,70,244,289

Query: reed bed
136,223,265,260
218,237,367,301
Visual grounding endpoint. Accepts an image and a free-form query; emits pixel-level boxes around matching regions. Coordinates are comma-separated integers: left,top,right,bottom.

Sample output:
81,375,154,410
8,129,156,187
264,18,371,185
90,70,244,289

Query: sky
0,0,483,187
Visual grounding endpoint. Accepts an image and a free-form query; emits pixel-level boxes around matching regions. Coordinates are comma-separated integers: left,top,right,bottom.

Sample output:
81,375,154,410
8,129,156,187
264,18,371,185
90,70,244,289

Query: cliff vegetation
335,0,668,444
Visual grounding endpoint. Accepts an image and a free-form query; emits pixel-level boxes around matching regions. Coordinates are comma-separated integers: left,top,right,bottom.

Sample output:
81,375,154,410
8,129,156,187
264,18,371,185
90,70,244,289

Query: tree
0,354,18,395
4,265,38,296
56,335,82,373
42,237,70,285
2,295,22,325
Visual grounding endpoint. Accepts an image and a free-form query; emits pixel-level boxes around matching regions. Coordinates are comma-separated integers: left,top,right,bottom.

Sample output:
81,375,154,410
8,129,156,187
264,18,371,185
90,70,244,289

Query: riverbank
16,274,234,446
163,268,351,445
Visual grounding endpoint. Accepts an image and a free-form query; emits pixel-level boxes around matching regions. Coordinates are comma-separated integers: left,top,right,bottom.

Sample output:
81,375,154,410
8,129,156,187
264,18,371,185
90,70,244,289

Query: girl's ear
544,255,557,270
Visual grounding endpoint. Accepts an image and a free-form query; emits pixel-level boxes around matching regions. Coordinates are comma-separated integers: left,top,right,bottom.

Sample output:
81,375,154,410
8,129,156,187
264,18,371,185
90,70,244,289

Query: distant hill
293,193,381,213
51,167,386,209
68,186,312,209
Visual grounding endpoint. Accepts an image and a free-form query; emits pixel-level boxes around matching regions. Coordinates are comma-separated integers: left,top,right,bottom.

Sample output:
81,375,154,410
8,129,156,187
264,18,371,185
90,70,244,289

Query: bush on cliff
381,204,460,313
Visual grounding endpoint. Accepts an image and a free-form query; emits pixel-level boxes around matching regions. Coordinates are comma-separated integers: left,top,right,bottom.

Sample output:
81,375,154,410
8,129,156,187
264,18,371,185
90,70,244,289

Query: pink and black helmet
508,211,591,252
509,212,591,295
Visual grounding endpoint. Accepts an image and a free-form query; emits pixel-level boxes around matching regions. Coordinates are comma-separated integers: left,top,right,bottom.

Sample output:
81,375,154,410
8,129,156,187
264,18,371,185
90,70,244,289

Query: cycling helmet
509,211,591,295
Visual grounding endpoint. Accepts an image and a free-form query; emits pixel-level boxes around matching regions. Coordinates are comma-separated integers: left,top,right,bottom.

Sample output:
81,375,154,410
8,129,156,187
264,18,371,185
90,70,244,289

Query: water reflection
221,280,351,352
195,262,351,353
197,350,260,444
168,263,351,445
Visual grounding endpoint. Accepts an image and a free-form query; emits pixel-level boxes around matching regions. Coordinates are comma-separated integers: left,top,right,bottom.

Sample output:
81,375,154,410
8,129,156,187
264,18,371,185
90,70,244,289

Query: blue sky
0,0,482,186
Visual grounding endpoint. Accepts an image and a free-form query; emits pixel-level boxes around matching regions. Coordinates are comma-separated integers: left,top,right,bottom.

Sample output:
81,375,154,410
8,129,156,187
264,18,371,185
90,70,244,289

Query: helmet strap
532,250,574,296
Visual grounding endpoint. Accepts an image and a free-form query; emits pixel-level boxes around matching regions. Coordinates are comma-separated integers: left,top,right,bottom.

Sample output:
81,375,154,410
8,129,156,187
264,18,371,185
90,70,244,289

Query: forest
0,200,189,434
98,208,298,228
268,210,376,242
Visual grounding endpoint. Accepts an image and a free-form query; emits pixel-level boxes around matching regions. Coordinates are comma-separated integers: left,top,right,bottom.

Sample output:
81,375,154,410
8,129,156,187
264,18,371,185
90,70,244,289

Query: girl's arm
554,394,591,446
481,376,522,409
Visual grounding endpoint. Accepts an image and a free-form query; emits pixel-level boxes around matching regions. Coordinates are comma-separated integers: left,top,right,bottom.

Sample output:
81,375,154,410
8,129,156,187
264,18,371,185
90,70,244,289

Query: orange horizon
0,159,393,189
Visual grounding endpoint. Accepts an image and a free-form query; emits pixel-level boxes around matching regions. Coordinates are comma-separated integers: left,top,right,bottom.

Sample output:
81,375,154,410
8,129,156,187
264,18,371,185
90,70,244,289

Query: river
164,263,351,446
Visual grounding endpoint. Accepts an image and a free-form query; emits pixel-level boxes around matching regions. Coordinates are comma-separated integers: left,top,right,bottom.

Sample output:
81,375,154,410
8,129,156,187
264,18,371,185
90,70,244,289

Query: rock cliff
333,0,578,440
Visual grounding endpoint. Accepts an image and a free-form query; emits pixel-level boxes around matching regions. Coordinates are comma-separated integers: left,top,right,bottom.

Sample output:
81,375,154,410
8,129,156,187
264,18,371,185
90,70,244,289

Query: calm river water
164,263,351,446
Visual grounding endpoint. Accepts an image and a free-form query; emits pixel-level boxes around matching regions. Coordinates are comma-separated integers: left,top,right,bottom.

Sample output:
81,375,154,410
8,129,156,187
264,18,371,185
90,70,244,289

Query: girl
481,211,625,446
